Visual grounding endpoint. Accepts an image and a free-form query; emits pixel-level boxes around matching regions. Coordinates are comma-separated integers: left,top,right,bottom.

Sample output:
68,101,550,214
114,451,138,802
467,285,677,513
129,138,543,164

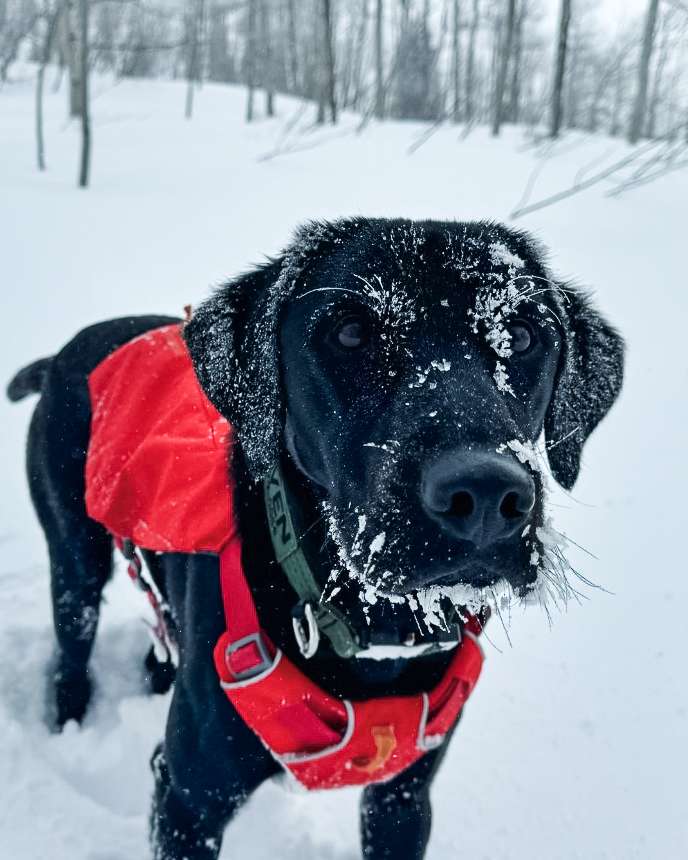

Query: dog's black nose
421,453,535,547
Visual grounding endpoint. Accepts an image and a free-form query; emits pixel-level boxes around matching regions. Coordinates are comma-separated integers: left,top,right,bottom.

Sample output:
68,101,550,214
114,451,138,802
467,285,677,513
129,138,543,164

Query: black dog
8,218,623,859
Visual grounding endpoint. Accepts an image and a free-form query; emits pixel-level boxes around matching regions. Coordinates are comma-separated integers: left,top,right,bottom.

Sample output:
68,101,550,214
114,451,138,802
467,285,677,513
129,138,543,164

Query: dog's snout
421,453,535,547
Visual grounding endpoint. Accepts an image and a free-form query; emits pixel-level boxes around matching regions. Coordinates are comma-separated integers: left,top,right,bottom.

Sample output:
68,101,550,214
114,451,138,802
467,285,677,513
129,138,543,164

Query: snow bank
1,73,686,858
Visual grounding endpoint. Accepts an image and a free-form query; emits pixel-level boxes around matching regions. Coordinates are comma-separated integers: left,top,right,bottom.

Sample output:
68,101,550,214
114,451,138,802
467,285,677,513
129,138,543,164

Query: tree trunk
451,0,460,122
36,4,63,172
259,0,274,117
349,0,369,111
374,0,384,118
245,0,256,121
610,61,625,137
507,0,523,123
286,0,299,93
464,0,478,123
563,23,579,130
491,0,516,136
78,0,90,187
63,0,83,117
320,0,336,123
645,10,668,140
628,0,659,144
185,0,204,119
549,0,571,139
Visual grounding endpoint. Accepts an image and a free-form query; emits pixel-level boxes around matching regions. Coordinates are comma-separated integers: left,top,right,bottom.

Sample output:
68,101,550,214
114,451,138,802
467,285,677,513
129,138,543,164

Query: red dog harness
85,324,485,790
215,538,484,789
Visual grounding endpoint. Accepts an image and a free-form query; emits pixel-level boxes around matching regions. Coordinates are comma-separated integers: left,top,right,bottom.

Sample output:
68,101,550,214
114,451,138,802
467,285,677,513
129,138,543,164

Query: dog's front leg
150,554,280,860
150,689,280,860
360,746,448,860
151,744,225,860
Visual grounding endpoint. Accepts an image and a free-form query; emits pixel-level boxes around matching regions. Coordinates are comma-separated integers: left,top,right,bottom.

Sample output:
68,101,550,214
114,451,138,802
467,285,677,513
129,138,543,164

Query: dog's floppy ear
545,287,624,489
184,219,365,479
184,260,284,480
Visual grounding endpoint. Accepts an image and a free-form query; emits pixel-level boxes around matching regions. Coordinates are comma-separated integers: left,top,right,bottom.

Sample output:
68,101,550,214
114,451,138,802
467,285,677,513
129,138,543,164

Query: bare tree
36,0,63,171
1,0,40,82
391,0,441,121
347,0,369,111
259,0,274,116
63,0,83,117
2,0,685,156
629,0,660,143
184,0,205,119
492,0,516,136
465,0,479,123
374,0,384,118
451,0,461,122
549,0,571,138
77,0,90,187
245,0,256,120
506,0,525,123
207,5,234,83
610,53,628,137
319,0,336,123
646,6,671,138
286,0,299,93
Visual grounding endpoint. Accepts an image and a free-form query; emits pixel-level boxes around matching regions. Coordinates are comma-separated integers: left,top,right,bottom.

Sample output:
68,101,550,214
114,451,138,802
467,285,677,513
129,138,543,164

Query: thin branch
511,137,665,218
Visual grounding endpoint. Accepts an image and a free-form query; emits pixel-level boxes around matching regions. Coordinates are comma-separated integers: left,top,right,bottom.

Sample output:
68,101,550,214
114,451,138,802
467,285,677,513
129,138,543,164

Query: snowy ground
1,70,687,859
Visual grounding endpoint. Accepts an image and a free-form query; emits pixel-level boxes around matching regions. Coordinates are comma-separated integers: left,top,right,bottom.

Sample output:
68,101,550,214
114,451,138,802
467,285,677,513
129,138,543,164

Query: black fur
544,288,625,489
8,218,623,859
6,356,52,402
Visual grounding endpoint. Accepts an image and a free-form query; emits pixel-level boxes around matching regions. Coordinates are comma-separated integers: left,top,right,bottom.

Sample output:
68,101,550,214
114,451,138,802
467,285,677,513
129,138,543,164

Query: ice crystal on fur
408,359,451,389
323,499,523,634
353,273,417,362
488,241,525,271
493,361,515,396
498,438,541,471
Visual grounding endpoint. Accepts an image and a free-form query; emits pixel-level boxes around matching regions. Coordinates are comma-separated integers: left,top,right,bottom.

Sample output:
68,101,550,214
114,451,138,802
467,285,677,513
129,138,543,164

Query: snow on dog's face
186,218,624,610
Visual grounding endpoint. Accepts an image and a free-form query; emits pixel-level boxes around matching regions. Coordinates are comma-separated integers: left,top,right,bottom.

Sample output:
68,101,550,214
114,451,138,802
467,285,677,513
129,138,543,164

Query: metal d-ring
292,601,320,659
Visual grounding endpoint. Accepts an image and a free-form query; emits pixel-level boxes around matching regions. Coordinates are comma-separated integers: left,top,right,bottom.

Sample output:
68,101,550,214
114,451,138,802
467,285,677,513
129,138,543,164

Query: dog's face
186,219,624,607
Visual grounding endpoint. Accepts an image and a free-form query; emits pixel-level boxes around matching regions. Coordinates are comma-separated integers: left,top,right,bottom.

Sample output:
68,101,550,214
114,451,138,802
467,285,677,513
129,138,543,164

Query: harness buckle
292,601,320,659
225,633,273,681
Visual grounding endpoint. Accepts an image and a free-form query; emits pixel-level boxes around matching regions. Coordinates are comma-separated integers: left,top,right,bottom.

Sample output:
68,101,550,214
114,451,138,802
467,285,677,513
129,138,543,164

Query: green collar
262,463,462,661
262,464,361,658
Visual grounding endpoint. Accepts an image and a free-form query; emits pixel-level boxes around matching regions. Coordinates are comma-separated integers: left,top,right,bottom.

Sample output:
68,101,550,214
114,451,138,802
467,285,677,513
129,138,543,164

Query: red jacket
85,324,484,790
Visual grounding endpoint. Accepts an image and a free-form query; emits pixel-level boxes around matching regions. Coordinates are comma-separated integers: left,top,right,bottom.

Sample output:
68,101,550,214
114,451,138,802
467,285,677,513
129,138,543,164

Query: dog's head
186,218,623,609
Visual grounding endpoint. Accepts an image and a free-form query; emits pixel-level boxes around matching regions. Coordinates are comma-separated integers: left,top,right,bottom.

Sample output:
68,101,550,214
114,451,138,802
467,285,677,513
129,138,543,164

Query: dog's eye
508,321,534,354
334,316,369,350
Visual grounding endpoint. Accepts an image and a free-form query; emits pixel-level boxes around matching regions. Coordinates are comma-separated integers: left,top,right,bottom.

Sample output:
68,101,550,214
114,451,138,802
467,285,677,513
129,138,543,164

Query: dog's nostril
500,491,523,520
449,491,474,519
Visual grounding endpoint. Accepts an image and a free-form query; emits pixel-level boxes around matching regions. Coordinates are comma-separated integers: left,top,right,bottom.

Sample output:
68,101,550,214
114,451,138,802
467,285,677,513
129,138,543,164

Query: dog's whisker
508,274,572,303
546,551,590,606
490,587,513,648
298,511,327,542
549,528,599,561
546,426,582,452
478,625,504,654
295,286,362,301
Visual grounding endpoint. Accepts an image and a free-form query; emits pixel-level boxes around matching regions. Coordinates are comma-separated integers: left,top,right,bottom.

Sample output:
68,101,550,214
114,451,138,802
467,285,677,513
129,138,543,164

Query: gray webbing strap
262,465,361,658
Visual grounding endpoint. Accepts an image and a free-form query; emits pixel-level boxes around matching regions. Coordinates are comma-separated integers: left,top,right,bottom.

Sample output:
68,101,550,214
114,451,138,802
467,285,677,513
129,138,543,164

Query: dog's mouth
421,563,525,590
375,555,539,599
321,498,545,621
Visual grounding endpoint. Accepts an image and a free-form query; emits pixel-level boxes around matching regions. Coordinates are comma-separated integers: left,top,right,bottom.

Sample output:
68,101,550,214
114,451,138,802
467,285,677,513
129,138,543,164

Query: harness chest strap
213,538,486,791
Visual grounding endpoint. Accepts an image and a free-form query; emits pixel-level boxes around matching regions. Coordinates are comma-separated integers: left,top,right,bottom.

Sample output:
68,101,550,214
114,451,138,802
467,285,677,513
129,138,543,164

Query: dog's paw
144,645,176,695
46,660,92,731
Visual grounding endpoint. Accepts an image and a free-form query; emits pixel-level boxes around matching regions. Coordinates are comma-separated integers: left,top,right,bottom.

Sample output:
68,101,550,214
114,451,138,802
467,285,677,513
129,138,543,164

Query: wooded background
2,0,687,186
